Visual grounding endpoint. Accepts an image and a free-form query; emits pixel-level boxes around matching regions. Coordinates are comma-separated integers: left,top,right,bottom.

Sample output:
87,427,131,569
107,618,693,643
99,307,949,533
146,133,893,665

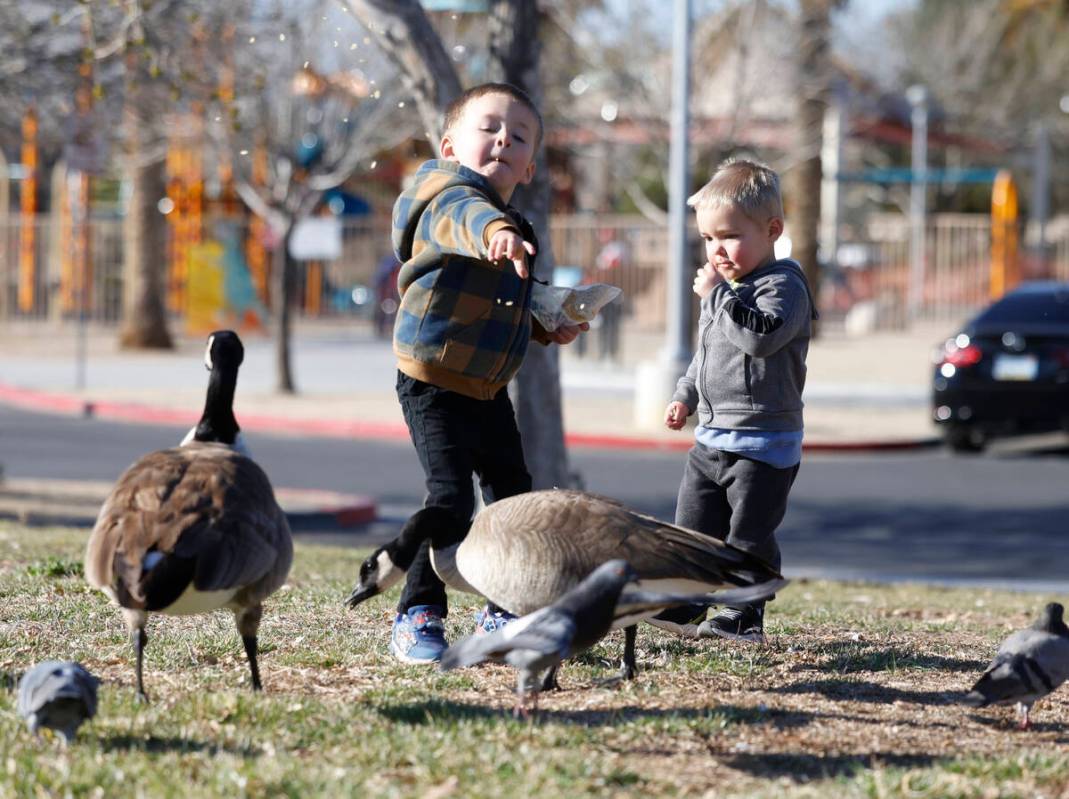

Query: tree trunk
488,0,574,490
118,78,173,350
785,0,834,337
273,225,296,393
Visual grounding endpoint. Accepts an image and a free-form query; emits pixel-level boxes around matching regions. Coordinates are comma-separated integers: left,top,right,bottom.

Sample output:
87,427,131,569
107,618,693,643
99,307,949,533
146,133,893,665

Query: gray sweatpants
674,443,799,582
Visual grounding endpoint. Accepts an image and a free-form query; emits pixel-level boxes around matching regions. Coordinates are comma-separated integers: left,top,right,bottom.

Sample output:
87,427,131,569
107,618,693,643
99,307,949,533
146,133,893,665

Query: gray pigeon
17,661,99,743
440,559,781,716
963,602,1069,729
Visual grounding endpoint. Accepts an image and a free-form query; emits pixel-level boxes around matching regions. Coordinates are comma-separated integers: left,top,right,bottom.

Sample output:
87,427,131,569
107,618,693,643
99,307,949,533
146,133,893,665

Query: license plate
992,353,1038,381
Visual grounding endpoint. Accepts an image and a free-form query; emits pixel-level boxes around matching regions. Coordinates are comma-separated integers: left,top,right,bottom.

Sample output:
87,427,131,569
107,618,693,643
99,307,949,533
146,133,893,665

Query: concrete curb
0,382,941,453
0,478,378,531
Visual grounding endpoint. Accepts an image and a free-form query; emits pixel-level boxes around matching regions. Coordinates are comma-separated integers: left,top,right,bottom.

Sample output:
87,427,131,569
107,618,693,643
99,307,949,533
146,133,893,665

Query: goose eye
359,559,376,580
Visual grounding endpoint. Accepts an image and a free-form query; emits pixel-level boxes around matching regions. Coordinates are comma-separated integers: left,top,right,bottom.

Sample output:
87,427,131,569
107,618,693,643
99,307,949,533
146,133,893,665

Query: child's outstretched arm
416,186,528,268
488,228,536,279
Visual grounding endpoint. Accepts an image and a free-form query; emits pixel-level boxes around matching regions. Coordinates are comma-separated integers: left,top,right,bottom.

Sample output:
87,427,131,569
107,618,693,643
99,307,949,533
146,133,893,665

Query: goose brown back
85,442,293,701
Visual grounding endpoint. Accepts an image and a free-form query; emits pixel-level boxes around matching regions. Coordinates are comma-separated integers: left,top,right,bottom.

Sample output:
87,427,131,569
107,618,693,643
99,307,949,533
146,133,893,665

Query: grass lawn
1,520,1067,798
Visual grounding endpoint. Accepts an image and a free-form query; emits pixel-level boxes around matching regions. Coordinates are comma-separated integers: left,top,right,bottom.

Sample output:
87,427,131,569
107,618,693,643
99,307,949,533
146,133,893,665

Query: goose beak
344,583,379,609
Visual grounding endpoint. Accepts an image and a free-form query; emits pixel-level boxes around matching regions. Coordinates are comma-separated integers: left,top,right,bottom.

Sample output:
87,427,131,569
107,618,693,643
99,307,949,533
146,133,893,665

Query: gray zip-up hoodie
671,258,818,432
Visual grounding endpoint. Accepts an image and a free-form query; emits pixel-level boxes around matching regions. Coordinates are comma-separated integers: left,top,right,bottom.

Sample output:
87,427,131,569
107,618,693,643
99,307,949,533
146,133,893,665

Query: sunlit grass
0,521,1066,798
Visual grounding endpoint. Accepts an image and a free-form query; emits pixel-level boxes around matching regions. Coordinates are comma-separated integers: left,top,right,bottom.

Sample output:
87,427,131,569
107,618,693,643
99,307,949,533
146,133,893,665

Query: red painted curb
0,382,938,453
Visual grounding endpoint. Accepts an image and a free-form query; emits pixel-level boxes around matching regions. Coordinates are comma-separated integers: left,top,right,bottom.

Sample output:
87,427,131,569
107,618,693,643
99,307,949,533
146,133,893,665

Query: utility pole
665,0,693,371
634,0,692,429
819,89,845,271
906,84,928,322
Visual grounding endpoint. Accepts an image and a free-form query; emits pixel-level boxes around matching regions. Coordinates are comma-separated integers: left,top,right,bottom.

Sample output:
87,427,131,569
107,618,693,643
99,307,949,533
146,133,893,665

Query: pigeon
17,661,99,744
963,602,1069,729
440,559,777,716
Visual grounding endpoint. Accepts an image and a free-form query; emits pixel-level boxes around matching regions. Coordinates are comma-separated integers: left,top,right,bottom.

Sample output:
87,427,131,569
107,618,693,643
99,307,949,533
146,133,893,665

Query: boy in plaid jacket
387,83,587,664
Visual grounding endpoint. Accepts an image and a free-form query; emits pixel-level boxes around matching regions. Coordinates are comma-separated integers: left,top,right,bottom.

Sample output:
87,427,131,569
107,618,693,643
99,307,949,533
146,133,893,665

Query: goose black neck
193,365,240,445
392,507,468,566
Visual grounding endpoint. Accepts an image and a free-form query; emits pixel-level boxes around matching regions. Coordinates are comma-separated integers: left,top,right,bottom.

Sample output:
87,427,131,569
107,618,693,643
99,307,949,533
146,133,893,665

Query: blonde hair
687,158,783,221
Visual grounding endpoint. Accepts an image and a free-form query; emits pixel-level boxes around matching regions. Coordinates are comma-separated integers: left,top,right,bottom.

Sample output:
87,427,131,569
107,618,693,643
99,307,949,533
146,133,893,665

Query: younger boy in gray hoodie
657,158,817,643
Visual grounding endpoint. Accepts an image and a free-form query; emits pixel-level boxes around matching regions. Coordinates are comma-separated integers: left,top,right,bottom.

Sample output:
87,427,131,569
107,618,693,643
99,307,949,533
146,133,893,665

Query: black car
932,281,1069,452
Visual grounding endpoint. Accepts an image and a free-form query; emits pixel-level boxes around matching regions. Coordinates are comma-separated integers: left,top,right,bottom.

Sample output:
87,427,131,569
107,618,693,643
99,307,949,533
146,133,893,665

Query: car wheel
945,425,985,453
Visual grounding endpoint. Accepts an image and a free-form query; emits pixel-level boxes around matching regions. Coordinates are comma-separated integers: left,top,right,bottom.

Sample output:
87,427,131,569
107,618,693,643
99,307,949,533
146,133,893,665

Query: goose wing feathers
86,444,291,605
459,490,778,615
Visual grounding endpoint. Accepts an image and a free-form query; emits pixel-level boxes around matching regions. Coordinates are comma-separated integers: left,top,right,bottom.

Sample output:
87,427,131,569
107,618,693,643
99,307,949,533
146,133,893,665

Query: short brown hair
687,158,783,221
442,82,544,150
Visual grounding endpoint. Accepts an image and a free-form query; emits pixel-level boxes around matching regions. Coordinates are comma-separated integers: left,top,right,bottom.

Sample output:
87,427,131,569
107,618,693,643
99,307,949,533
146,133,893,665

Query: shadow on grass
100,733,260,757
377,698,820,730
1,671,18,691
794,645,986,674
724,750,940,782
773,677,968,706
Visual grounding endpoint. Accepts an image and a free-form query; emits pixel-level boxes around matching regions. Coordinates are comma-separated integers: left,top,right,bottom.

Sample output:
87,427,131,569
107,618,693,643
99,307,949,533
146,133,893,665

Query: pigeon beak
345,583,379,609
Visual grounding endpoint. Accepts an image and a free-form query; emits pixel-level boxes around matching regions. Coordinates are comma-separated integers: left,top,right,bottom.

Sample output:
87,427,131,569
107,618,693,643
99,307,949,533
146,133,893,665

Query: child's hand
489,229,536,279
545,322,589,345
693,264,716,299
664,401,690,430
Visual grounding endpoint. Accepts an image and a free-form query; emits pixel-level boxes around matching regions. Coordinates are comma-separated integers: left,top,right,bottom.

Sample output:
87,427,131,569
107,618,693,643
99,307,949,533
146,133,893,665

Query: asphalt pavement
0,316,946,531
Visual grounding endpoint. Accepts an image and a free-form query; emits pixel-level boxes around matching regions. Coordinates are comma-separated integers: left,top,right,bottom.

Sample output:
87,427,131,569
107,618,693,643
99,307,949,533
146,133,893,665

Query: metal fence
3,211,1069,333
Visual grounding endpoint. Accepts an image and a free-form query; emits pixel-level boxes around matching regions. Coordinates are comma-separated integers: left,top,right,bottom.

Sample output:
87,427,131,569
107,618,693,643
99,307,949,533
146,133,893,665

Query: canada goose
85,444,292,701
963,602,1069,729
346,490,785,676
17,661,98,744
179,330,250,457
441,559,787,716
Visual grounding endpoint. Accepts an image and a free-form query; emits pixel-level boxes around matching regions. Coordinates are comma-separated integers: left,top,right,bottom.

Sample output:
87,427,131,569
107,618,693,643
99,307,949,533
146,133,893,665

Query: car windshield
974,287,1069,326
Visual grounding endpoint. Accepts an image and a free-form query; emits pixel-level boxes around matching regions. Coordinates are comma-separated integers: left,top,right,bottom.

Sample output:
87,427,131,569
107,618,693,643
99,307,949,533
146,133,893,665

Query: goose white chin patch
204,335,215,370
376,550,404,589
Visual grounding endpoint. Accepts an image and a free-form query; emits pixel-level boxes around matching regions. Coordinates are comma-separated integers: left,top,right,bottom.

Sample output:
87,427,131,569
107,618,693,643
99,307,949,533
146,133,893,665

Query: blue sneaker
390,605,448,664
473,605,518,636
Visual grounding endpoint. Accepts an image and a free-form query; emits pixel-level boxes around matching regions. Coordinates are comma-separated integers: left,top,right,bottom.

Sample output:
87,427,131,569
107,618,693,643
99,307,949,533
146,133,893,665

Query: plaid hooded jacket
391,160,549,400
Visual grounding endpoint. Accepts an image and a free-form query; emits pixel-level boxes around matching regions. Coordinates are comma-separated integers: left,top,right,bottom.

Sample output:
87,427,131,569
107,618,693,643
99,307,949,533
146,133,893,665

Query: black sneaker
645,603,709,639
697,604,765,643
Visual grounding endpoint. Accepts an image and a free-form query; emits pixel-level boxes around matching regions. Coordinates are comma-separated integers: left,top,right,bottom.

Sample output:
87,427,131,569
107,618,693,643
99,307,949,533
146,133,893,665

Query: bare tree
210,4,410,391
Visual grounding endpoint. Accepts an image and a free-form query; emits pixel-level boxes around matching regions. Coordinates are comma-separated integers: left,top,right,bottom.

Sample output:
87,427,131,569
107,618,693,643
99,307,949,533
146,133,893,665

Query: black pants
674,444,799,584
395,372,532,613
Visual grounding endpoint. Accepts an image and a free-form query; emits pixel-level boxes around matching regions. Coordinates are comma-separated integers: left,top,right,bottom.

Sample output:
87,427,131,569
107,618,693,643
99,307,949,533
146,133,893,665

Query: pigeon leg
133,627,149,703
242,635,262,692
540,665,561,692
1016,702,1031,730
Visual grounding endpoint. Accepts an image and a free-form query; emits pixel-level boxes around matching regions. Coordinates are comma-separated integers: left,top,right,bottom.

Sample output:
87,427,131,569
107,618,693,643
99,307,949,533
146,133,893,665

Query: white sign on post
288,216,342,260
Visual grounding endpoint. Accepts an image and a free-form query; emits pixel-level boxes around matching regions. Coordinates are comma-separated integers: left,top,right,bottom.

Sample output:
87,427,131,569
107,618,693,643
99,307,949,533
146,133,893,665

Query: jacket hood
757,258,820,320
394,160,509,262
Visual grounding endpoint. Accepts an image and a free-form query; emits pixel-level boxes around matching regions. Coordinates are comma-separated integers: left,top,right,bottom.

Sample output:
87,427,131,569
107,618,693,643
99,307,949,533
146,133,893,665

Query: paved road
2,405,1068,590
